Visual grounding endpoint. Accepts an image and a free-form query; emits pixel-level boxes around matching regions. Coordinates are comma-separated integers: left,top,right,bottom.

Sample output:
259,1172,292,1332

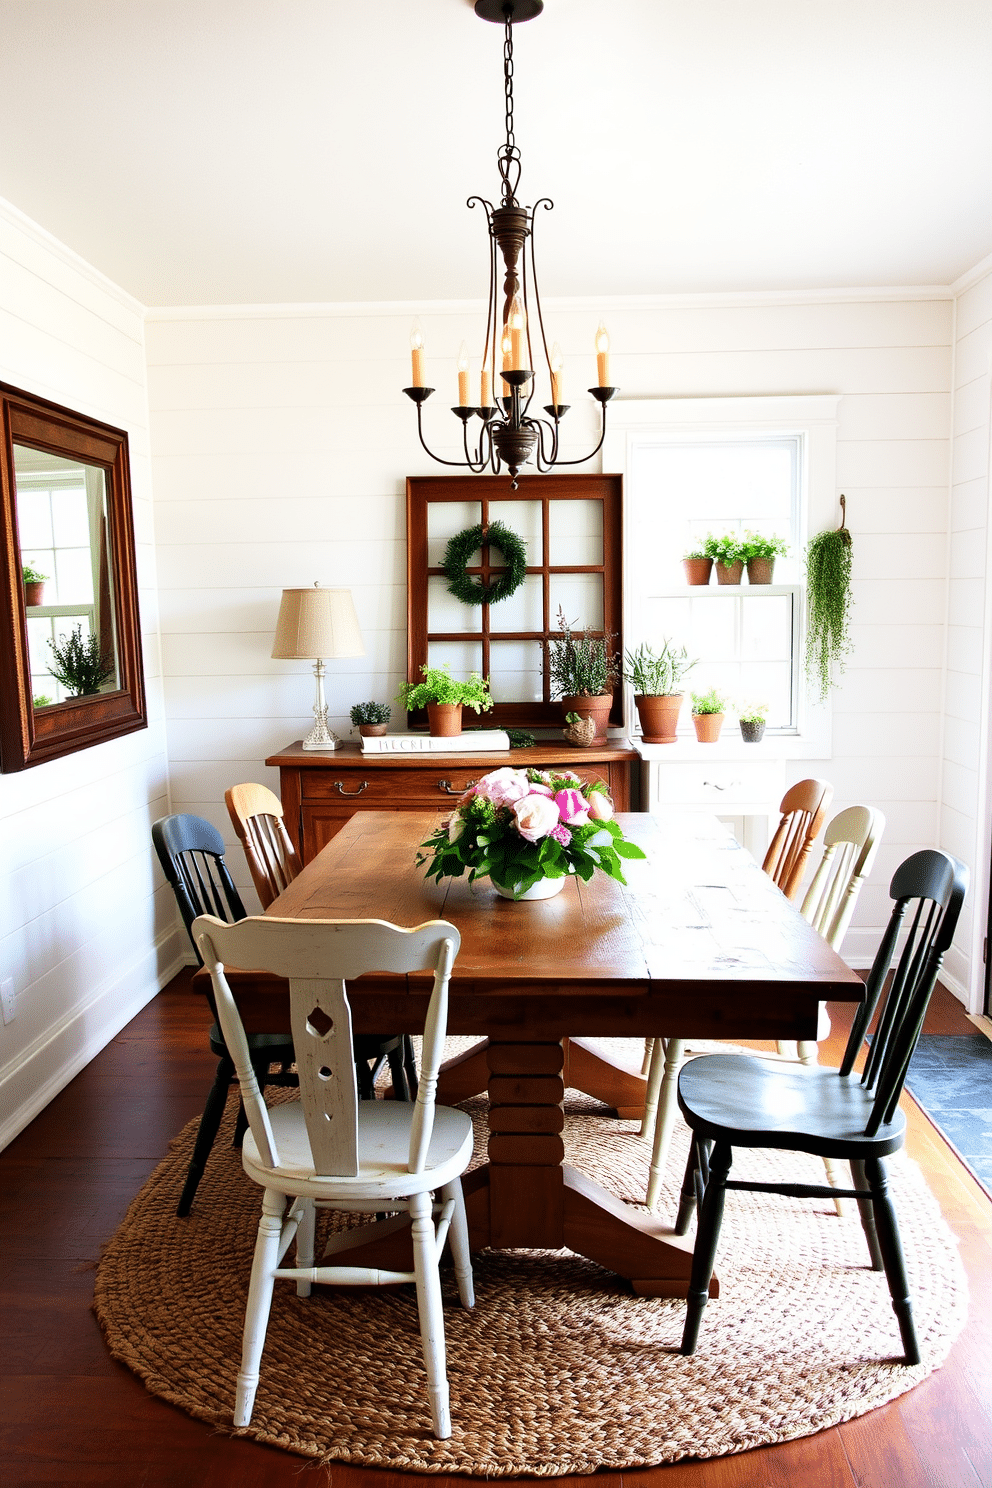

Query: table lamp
271,583,365,750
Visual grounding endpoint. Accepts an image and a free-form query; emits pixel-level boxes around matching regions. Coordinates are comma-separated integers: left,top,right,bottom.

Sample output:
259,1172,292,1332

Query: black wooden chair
674,847,968,1365
153,813,414,1216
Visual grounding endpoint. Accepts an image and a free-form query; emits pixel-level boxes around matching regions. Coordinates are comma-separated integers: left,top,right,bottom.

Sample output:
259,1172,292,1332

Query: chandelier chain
503,14,515,157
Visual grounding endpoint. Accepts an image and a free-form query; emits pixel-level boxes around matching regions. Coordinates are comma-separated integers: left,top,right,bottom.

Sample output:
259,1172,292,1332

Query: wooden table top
266,810,863,1038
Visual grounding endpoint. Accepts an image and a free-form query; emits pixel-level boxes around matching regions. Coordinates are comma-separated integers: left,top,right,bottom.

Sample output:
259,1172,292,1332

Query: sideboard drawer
648,760,784,811
301,766,486,805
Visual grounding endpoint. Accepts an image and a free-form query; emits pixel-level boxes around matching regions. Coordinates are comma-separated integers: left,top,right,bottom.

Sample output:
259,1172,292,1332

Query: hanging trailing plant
805,522,854,701
441,520,527,606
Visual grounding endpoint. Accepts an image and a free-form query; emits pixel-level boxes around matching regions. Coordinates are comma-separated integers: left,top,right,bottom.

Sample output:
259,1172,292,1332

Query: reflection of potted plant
705,534,744,585
350,700,391,738
22,562,48,607
397,664,492,737
32,694,53,709
623,640,695,744
47,625,115,698
690,687,727,743
738,701,768,743
740,532,788,585
548,607,618,746
681,543,713,587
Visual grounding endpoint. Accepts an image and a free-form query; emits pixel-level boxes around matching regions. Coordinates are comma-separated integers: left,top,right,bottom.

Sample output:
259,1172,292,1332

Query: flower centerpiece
417,766,646,901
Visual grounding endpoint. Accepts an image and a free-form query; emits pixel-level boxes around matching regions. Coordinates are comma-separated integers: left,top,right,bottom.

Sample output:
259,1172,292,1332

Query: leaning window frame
604,395,840,761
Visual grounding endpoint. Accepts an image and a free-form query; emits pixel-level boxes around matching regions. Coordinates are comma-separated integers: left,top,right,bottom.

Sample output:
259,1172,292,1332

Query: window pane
427,576,481,634
742,595,792,660
490,574,543,633
495,499,542,565
51,486,91,547
55,547,95,605
16,489,53,548
489,639,544,703
549,500,603,566
427,502,481,565
549,573,603,632
426,640,482,675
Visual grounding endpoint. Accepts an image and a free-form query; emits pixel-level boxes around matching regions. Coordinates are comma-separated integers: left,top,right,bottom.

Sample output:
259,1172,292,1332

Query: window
605,395,839,754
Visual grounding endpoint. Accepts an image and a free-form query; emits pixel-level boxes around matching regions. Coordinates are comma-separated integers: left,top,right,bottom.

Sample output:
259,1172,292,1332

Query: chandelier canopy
403,0,617,489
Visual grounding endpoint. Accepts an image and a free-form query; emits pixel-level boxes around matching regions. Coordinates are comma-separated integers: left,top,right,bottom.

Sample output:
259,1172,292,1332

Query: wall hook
838,494,847,530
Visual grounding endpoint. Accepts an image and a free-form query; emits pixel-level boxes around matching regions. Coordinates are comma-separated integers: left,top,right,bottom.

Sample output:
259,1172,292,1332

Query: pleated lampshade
271,586,365,660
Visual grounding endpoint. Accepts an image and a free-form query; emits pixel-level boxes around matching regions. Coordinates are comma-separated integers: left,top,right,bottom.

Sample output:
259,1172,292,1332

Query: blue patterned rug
905,1033,992,1197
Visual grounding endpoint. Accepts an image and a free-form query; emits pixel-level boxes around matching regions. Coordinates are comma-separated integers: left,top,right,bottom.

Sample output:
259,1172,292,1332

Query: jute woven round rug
94,1040,967,1476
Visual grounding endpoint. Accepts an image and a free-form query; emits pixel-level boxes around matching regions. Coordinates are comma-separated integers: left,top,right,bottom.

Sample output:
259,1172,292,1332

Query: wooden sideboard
266,740,639,863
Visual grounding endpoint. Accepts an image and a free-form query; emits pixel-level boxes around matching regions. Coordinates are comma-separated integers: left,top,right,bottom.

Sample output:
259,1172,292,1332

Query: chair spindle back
762,778,834,901
800,804,884,951
225,783,302,908
152,814,247,959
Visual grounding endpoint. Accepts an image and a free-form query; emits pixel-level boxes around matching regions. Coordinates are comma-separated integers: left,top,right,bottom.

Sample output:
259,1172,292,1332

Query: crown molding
950,251,992,298
0,196,145,321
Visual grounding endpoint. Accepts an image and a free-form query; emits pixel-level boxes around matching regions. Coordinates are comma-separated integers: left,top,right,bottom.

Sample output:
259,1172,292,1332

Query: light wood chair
191,912,476,1440
224,782,302,909
675,848,968,1362
761,777,834,901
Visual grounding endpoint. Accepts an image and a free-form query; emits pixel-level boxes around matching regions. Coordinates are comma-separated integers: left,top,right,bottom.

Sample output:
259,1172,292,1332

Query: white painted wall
145,290,954,969
0,201,179,1149
941,256,992,1007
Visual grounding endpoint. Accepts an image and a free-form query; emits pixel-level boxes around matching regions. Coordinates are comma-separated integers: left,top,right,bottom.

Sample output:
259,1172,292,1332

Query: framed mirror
0,381,146,771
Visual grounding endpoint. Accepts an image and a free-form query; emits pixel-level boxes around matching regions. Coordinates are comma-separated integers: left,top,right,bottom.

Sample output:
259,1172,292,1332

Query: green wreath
441,520,528,606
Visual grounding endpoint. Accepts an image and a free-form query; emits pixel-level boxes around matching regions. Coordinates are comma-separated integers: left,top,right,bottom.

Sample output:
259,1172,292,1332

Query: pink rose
586,790,614,821
554,788,590,826
477,767,532,808
550,823,572,846
512,792,561,843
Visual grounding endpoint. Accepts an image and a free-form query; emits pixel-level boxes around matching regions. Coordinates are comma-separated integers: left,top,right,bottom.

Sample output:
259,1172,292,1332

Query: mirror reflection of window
14,445,119,706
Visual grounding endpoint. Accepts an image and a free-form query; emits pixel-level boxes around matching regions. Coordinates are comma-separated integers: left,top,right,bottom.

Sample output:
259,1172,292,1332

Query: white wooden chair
225,782,302,908
641,802,883,1214
191,913,475,1440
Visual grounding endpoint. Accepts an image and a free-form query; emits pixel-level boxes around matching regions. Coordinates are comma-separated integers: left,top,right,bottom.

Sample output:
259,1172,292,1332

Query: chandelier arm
525,415,559,471
469,197,498,369
461,418,489,471
412,402,484,471
528,198,555,381
542,402,610,467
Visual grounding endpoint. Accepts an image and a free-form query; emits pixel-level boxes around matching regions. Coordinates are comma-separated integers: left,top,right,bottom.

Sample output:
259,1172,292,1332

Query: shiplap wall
0,201,178,1149
941,259,992,1003
145,291,954,970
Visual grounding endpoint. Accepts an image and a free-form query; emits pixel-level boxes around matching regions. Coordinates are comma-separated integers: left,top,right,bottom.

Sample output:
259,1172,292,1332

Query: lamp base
301,732,341,751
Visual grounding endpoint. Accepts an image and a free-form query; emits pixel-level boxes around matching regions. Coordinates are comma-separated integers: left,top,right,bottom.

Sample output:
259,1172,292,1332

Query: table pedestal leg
434,1035,649,1120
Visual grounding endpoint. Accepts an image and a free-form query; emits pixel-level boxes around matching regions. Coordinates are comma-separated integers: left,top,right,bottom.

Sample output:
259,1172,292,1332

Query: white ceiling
1,0,990,307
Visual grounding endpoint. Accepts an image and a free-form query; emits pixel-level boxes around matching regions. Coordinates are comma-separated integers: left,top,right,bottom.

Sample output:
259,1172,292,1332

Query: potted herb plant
740,532,788,585
623,640,695,744
547,607,618,746
32,693,53,709
46,624,115,698
705,534,744,586
22,562,48,607
397,663,492,737
690,687,727,743
737,701,768,743
681,543,713,587
350,700,391,738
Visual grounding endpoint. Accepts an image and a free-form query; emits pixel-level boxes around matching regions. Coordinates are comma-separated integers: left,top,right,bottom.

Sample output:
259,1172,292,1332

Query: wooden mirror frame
0,381,146,771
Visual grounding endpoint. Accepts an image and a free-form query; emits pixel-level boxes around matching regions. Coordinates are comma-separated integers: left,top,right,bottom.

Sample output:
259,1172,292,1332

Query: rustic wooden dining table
249,806,865,1297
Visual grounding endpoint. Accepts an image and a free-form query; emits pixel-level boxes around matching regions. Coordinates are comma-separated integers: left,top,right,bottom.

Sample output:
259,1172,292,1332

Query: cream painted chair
192,912,475,1440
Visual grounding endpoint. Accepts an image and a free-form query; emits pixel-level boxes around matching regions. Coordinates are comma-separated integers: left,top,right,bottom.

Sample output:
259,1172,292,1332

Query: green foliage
548,608,618,698
46,624,115,697
506,729,536,748
623,640,695,696
690,687,727,716
682,541,711,561
739,531,788,562
736,700,769,723
32,694,53,709
22,562,48,583
805,527,854,700
397,664,493,714
349,700,391,726
703,533,743,566
442,520,528,606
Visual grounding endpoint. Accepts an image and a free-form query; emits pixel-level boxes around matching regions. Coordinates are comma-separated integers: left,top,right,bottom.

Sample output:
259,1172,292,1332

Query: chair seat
677,1054,907,1158
242,1100,475,1199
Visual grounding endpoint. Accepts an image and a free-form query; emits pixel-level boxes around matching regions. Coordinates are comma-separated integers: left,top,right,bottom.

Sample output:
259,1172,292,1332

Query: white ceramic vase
492,875,567,901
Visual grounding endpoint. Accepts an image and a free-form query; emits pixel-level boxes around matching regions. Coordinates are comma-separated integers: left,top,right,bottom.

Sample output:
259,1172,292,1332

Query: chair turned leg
851,1158,884,1271
674,1136,700,1235
410,1189,451,1439
645,1038,686,1209
295,1198,316,1298
386,1042,411,1102
235,1189,287,1427
177,1051,235,1217
640,1036,654,1077
681,1141,732,1355
443,1179,475,1310
640,1038,664,1140
402,1033,419,1098
863,1156,921,1365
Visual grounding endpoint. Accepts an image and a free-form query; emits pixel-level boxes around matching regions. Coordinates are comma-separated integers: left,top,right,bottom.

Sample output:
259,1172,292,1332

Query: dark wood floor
2,970,990,1488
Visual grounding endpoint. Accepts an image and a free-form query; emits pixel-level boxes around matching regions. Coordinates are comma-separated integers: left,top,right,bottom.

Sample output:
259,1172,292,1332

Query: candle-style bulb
409,320,426,387
410,320,425,352
550,342,564,374
456,341,471,406
507,295,527,371
456,341,470,372
550,341,564,408
595,321,610,355
595,321,611,389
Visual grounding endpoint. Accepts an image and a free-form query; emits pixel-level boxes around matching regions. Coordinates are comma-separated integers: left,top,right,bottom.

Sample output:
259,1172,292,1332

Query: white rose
448,815,466,842
512,792,561,843
586,790,614,821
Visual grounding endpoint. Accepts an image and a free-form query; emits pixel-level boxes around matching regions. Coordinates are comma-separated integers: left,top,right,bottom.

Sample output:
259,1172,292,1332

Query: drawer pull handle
332,780,369,796
702,780,740,791
437,778,478,795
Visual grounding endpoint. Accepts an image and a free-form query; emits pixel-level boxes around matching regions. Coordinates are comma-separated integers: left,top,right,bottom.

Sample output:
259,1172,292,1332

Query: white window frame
604,394,840,760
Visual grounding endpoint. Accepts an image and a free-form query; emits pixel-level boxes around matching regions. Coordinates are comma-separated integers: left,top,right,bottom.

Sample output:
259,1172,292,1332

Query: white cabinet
638,741,785,858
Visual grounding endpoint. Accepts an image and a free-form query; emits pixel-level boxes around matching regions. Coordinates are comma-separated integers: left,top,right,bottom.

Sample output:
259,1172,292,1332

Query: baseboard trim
0,928,186,1153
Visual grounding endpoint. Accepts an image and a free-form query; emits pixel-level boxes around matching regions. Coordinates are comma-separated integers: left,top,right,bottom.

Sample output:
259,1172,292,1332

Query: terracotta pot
426,702,462,737
714,561,744,586
634,693,683,744
561,693,612,746
740,719,766,743
358,723,388,737
746,557,775,585
692,711,724,743
682,557,713,586
24,581,45,607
